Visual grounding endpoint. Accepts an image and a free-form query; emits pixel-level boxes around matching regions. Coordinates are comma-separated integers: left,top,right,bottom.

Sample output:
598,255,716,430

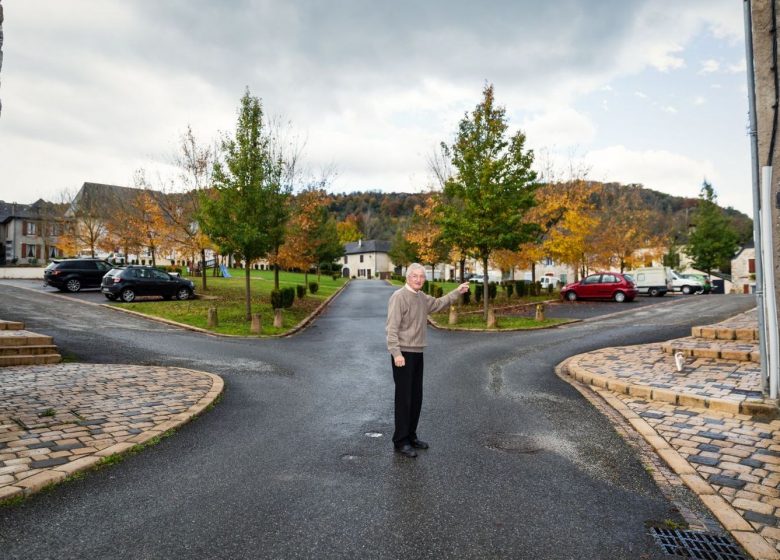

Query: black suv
43,258,113,292
101,266,195,302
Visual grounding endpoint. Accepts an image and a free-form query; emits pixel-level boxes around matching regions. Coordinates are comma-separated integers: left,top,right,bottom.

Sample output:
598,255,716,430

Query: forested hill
327,183,753,245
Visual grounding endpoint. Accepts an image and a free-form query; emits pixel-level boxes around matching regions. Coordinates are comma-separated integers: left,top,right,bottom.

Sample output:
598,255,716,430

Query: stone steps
0,322,62,366
662,338,759,363
0,345,61,356
0,354,62,366
691,325,758,342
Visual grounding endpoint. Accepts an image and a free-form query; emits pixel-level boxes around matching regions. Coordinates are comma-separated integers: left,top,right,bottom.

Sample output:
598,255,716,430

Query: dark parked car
560,272,638,303
44,258,114,292
101,266,195,303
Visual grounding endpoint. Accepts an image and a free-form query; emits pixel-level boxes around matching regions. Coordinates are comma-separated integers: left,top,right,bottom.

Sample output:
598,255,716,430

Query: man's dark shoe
395,444,418,458
410,439,429,450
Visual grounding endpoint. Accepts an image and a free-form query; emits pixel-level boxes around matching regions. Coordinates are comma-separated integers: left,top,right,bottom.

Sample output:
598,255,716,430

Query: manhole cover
483,433,542,454
649,528,746,559
364,432,383,438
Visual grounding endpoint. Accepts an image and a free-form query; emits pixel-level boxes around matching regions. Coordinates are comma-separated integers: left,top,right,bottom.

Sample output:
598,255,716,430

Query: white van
628,266,673,297
539,276,560,289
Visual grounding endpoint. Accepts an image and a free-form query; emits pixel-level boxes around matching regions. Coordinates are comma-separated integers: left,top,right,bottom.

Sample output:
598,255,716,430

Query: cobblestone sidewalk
561,309,780,560
0,363,223,502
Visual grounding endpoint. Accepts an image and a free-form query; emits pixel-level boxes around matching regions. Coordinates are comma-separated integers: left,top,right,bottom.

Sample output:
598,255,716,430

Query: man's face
407,270,426,291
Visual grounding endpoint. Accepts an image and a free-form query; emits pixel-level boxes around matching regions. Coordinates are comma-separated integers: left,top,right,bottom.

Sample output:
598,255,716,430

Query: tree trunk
244,265,252,321
483,256,490,322
200,248,207,291
274,263,280,290
459,258,466,282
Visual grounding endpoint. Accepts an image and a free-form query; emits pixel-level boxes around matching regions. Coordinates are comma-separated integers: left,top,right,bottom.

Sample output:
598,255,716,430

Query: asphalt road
0,281,757,559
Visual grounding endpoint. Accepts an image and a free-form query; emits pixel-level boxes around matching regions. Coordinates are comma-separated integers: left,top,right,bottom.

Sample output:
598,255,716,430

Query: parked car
43,258,114,292
628,266,673,297
539,276,561,290
560,272,638,303
679,272,711,294
670,270,704,295
101,266,195,302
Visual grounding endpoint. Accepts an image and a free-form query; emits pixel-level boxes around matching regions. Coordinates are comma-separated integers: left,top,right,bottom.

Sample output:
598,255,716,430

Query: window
601,274,618,283
344,256,348,264
582,275,601,284
23,221,37,236
749,259,755,274
152,269,169,280
360,255,364,263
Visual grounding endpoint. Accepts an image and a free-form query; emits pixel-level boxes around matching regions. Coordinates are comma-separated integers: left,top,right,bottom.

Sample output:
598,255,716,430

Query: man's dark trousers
391,351,424,447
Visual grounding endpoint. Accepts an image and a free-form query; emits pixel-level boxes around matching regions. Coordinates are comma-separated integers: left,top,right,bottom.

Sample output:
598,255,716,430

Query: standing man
386,263,470,458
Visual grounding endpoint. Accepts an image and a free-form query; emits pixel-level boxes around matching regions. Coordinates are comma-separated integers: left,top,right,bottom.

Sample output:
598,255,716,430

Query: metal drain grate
649,528,746,559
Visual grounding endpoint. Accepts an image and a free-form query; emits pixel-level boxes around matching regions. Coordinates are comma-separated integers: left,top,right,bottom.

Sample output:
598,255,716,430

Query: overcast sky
0,0,753,214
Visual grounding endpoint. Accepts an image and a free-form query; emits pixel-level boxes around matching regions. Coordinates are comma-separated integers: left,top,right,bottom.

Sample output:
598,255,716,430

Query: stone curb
557,357,780,560
427,315,578,332
0,368,224,503
565,353,778,420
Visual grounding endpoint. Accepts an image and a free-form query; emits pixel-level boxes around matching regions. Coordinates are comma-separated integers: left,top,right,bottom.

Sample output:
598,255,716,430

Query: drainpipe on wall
762,166,780,399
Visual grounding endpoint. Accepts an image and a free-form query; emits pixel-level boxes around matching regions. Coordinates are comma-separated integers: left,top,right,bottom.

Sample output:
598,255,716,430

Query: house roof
733,240,755,259
344,239,391,255
0,199,68,224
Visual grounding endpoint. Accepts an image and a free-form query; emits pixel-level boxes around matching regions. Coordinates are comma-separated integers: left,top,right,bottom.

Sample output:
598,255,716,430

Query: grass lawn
109,268,347,336
430,292,572,330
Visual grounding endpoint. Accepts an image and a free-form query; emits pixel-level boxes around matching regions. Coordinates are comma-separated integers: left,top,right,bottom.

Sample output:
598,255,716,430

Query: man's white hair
406,263,426,279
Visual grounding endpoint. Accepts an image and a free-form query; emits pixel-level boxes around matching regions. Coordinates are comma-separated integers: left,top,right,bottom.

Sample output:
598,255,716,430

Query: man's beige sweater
386,285,461,358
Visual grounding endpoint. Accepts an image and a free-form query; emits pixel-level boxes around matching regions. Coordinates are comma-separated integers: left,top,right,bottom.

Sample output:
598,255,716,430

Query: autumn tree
336,214,362,244
158,126,216,290
125,176,172,267
439,84,538,320
199,89,292,320
588,184,658,272
685,181,739,275
57,186,109,258
278,186,330,285
405,195,449,282
314,217,344,280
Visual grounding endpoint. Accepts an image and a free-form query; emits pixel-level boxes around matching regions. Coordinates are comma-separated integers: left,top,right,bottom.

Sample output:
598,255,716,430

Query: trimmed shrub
422,280,429,294
296,284,306,299
332,274,340,281
309,281,319,294
547,283,554,295
505,282,514,299
462,289,471,305
434,285,443,298
475,284,483,303
515,280,526,297
488,282,498,301
271,287,296,309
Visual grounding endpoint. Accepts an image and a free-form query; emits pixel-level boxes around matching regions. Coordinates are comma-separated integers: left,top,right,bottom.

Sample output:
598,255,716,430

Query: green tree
199,89,291,321
439,84,539,320
685,181,739,276
314,217,344,281
388,225,419,270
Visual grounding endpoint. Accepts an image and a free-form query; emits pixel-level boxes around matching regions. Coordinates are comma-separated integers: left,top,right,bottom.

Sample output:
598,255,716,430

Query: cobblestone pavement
561,309,780,560
0,363,223,502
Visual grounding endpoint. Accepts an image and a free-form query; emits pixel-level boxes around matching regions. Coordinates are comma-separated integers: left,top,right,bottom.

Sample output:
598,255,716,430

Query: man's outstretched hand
457,282,470,294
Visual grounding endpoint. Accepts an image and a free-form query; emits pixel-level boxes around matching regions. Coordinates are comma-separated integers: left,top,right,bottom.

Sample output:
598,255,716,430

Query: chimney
358,238,362,247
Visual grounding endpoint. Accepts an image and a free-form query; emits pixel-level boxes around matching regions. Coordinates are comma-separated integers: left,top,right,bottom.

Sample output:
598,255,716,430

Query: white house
343,239,394,279
731,242,756,294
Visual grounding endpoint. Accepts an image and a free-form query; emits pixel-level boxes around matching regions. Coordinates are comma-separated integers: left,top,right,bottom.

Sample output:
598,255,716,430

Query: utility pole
748,0,780,398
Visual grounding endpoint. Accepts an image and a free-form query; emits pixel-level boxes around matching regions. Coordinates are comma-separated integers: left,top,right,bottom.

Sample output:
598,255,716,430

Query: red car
560,272,638,303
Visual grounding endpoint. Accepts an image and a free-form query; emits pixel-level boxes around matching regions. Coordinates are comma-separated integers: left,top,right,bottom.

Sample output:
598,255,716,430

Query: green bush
505,282,514,299
475,284,483,303
309,281,319,294
488,282,498,301
515,280,526,297
333,274,341,281
434,286,443,298
296,284,306,299
462,289,471,305
422,280,429,294
271,287,296,309
547,283,554,295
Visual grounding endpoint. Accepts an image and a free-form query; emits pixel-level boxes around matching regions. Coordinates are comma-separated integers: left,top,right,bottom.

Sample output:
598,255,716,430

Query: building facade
342,239,393,279
0,200,68,266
